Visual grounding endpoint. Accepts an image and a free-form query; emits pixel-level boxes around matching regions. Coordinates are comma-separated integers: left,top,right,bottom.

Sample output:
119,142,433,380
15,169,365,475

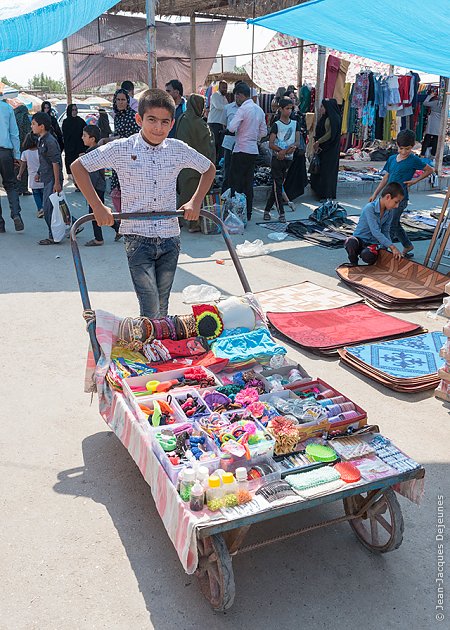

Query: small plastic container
189,481,205,511
221,472,238,508
235,467,252,504
206,475,224,512
197,465,210,490
179,468,196,502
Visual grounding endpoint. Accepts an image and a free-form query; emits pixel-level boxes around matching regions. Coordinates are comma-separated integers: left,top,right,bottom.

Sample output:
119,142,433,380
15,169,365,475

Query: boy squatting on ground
31,112,64,245
71,89,216,319
369,129,434,259
344,182,404,265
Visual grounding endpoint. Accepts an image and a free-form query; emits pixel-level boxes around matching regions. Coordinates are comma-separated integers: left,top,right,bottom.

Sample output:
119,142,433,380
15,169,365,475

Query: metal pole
315,45,326,120
190,15,197,94
62,38,73,103
251,0,256,82
146,0,157,88
297,39,304,89
434,77,449,177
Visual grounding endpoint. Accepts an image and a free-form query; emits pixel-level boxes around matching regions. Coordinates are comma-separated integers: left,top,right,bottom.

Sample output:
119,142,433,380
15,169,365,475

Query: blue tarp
0,0,118,62
249,0,450,78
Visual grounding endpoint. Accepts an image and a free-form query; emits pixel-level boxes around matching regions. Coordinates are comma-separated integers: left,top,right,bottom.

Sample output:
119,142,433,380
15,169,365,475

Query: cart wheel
195,534,235,611
343,488,404,553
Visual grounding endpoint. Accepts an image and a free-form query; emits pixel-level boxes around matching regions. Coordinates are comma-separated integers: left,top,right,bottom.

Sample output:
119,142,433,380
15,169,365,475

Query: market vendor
71,89,216,318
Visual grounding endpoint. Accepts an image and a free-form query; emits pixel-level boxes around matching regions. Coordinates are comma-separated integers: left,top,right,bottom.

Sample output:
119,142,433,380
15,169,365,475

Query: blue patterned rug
345,332,446,378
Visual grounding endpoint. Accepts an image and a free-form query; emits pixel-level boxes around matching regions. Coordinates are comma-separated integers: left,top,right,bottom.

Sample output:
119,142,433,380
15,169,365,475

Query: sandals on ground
85,239,104,247
38,238,56,245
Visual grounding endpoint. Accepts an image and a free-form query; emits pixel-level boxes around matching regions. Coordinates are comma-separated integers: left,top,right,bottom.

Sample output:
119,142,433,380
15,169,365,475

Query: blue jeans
124,235,181,318
32,188,44,211
390,198,412,249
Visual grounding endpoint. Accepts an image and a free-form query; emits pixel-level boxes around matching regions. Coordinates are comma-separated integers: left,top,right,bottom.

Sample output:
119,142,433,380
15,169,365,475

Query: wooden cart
71,210,425,611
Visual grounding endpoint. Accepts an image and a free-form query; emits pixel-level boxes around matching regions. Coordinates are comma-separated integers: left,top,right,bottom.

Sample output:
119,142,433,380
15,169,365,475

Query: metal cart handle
70,210,251,362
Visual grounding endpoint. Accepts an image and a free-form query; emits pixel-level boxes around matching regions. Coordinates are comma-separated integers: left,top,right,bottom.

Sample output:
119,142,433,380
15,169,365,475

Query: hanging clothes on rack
333,59,350,105
324,55,341,99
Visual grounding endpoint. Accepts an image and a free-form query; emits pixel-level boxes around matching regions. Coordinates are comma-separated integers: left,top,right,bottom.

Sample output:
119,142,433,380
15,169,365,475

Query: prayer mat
256,281,362,313
257,221,288,232
338,332,446,392
336,250,448,310
267,303,424,356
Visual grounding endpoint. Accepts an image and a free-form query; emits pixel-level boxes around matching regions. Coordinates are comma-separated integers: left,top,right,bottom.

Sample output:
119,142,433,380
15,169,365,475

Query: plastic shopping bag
236,239,270,257
221,188,247,226
182,284,221,304
223,211,245,235
50,192,71,242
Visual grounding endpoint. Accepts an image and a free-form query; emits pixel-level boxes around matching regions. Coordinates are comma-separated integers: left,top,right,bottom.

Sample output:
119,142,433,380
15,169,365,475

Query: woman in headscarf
41,101,64,151
14,104,31,194
176,94,215,232
109,88,140,213
97,108,112,139
310,98,342,200
62,104,86,176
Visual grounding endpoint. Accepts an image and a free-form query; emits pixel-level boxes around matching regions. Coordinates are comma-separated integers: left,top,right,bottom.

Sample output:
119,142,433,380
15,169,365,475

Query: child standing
369,129,434,258
81,125,121,247
263,97,300,222
71,89,216,318
345,182,404,265
31,112,64,245
17,132,44,218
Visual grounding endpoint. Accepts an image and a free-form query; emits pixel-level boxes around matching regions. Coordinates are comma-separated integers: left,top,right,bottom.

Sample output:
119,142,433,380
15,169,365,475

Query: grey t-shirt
37,131,63,184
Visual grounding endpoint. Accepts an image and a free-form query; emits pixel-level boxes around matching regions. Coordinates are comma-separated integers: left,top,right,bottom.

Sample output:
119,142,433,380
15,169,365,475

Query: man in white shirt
221,97,239,192
421,88,442,158
207,81,228,163
228,82,267,221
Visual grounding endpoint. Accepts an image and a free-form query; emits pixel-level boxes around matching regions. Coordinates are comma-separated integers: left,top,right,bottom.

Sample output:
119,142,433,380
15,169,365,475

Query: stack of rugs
258,282,425,356
336,250,449,310
338,332,446,392
434,284,450,404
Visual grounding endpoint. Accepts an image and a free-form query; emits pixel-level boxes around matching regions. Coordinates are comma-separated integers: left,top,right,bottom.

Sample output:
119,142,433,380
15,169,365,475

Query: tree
0,76,22,90
28,73,65,92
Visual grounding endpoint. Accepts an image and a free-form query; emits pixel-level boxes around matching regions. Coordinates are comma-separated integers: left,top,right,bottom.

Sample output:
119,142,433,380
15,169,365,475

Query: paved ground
1,182,449,630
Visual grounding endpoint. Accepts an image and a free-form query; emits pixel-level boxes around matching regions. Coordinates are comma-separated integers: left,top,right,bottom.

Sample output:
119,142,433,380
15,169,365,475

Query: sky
0,21,274,88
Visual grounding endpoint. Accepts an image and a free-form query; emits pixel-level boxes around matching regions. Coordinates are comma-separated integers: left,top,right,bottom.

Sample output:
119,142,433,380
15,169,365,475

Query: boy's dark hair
165,79,183,96
22,132,38,151
234,82,251,98
138,89,175,119
279,97,293,109
381,182,405,198
121,80,134,93
397,129,416,147
32,112,51,131
83,124,101,142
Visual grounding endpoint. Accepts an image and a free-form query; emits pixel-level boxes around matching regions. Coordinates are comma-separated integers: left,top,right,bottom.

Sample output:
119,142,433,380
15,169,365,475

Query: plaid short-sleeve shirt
79,132,212,238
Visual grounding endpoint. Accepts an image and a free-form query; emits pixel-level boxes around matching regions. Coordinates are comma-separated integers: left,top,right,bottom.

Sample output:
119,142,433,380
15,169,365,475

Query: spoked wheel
195,534,235,611
343,488,404,553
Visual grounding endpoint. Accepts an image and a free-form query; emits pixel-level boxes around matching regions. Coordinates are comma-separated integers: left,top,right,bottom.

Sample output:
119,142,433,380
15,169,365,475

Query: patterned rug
267,303,425,355
256,281,362,313
336,250,448,307
257,221,288,232
338,332,446,392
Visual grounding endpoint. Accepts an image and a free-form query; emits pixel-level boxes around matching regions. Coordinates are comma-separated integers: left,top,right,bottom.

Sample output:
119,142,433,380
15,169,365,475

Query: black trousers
344,236,378,265
421,134,438,157
230,152,257,219
265,157,289,215
0,147,21,224
221,148,233,193
208,123,224,163
89,189,120,241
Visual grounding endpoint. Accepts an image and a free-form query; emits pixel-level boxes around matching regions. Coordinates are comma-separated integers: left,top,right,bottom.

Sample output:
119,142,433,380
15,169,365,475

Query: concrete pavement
0,182,449,629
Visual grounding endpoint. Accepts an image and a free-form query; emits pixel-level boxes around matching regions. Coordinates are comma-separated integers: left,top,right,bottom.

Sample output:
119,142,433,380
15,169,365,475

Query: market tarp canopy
67,14,226,92
249,0,450,78
0,0,117,62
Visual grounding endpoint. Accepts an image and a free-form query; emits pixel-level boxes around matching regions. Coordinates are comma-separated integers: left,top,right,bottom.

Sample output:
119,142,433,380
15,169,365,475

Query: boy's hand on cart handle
181,200,201,222
93,203,115,226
